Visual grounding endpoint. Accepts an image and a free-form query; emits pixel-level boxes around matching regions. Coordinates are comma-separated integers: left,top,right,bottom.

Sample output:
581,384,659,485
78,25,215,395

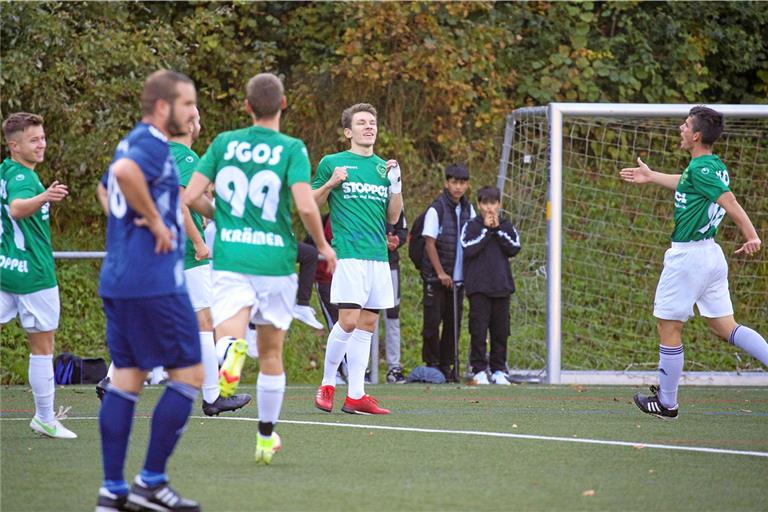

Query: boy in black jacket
460,186,521,385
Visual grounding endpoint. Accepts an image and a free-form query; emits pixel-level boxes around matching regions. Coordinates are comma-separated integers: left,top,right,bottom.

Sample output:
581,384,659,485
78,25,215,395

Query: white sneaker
30,416,77,439
474,371,490,385
293,305,324,329
491,371,511,386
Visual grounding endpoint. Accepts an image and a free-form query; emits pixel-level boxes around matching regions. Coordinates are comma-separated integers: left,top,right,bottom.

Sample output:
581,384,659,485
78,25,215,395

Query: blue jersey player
96,70,202,512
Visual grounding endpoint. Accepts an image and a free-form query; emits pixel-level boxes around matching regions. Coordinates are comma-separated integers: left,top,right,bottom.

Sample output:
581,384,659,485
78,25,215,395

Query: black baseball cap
445,163,469,180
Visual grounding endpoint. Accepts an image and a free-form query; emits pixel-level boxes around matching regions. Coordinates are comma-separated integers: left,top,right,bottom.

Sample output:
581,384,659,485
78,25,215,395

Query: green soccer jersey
195,125,310,276
0,158,57,294
312,151,389,262
671,154,731,242
170,141,209,270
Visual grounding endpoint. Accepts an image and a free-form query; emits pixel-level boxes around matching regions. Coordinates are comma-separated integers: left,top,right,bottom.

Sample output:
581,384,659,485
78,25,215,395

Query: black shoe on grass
96,377,110,401
126,477,200,511
202,393,252,416
95,487,128,511
633,385,678,420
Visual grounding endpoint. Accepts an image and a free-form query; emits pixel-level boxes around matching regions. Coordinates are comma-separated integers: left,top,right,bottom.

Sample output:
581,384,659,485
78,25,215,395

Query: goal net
498,103,768,385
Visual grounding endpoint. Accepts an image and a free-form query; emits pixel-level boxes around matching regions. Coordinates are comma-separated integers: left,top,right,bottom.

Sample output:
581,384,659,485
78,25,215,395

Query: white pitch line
3,415,766,458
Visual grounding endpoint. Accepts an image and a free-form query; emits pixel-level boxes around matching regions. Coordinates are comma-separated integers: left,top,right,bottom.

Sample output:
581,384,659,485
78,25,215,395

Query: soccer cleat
293,305,324,329
96,376,111,401
315,385,335,412
342,394,391,415
202,393,252,416
30,416,77,439
633,385,679,420
126,477,200,512
218,338,248,398
386,367,406,384
473,371,490,385
490,371,511,386
95,487,128,512
255,432,282,464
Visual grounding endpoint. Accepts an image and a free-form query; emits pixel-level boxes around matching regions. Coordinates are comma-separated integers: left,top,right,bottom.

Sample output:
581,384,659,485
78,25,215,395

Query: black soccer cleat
96,377,111,401
95,487,128,512
633,385,679,420
386,367,406,384
202,393,252,416
126,477,200,512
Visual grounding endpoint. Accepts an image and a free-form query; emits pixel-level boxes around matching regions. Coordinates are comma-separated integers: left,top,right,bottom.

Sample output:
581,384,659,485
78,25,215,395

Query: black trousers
296,242,318,306
468,294,510,373
315,281,338,328
421,280,464,373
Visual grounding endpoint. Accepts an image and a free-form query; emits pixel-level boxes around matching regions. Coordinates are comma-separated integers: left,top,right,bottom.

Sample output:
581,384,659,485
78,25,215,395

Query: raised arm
620,157,681,190
9,181,68,219
717,192,762,255
312,167,348,207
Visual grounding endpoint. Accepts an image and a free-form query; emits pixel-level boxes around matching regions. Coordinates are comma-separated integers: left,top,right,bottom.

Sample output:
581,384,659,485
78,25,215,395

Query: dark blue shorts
102,294,201,371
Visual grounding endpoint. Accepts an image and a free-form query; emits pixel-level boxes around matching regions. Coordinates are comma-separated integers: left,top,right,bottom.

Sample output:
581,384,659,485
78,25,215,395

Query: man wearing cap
420,164,475,382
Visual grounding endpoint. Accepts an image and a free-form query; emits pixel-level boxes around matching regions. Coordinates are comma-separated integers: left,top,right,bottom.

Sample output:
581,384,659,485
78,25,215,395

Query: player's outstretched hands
147,217,174,254
43,181,69,202
329,167,348,188
735,237,761,256
318,243,337,275
620,157,653,184
386,159,402,194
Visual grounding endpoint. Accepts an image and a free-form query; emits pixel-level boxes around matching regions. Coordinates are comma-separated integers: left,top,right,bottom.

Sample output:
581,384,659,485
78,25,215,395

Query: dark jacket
421,190,472,281
460,215,521,297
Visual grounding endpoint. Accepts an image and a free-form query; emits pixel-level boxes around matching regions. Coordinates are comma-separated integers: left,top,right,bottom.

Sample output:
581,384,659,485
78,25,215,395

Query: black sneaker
633,385,679,420
95,487,128,512
386,367,406,384
202,393,252,416
96,377,111,401
126,477,200,511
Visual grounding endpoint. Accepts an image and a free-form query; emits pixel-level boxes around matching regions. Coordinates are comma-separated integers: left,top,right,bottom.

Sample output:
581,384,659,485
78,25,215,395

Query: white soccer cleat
474,371,490,385
293,305,324,330
29,416,77,439
490,371,511,386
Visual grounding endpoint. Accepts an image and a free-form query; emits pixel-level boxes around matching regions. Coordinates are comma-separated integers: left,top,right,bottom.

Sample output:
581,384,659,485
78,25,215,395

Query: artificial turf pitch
1,384,766,511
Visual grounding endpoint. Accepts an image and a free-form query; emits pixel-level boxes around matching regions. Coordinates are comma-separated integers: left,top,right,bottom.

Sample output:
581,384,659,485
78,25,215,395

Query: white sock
246,326,259,359
200,331,219,403
29,354,55,423
216,336,236,366
107,362,115,378
658,344,684,408
321,323,354,386
257,372,286,424
729,325,768,365
347,329,373,399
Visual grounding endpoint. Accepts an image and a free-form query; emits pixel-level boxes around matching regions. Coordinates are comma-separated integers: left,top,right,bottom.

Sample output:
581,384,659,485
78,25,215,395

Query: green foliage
1,1,766,383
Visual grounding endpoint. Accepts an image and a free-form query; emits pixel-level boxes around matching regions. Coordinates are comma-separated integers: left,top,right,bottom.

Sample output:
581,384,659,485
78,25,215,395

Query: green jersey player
170,107,252,417
312,103,404,415
185,73,335,463
620,106,765,419
0,112,75,439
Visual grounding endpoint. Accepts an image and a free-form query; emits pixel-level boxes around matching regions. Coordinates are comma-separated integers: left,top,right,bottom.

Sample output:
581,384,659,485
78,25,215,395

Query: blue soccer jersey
99,122,187,298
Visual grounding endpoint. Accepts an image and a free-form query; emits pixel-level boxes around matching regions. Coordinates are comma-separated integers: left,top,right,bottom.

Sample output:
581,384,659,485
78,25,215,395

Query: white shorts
211,270,297,330
330,259,394,310
653,239,733,322
184,264,212,311
0,286,60,333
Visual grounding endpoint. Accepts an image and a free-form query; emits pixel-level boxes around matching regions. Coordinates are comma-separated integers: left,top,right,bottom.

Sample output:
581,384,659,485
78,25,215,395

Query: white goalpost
498,103,768,386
